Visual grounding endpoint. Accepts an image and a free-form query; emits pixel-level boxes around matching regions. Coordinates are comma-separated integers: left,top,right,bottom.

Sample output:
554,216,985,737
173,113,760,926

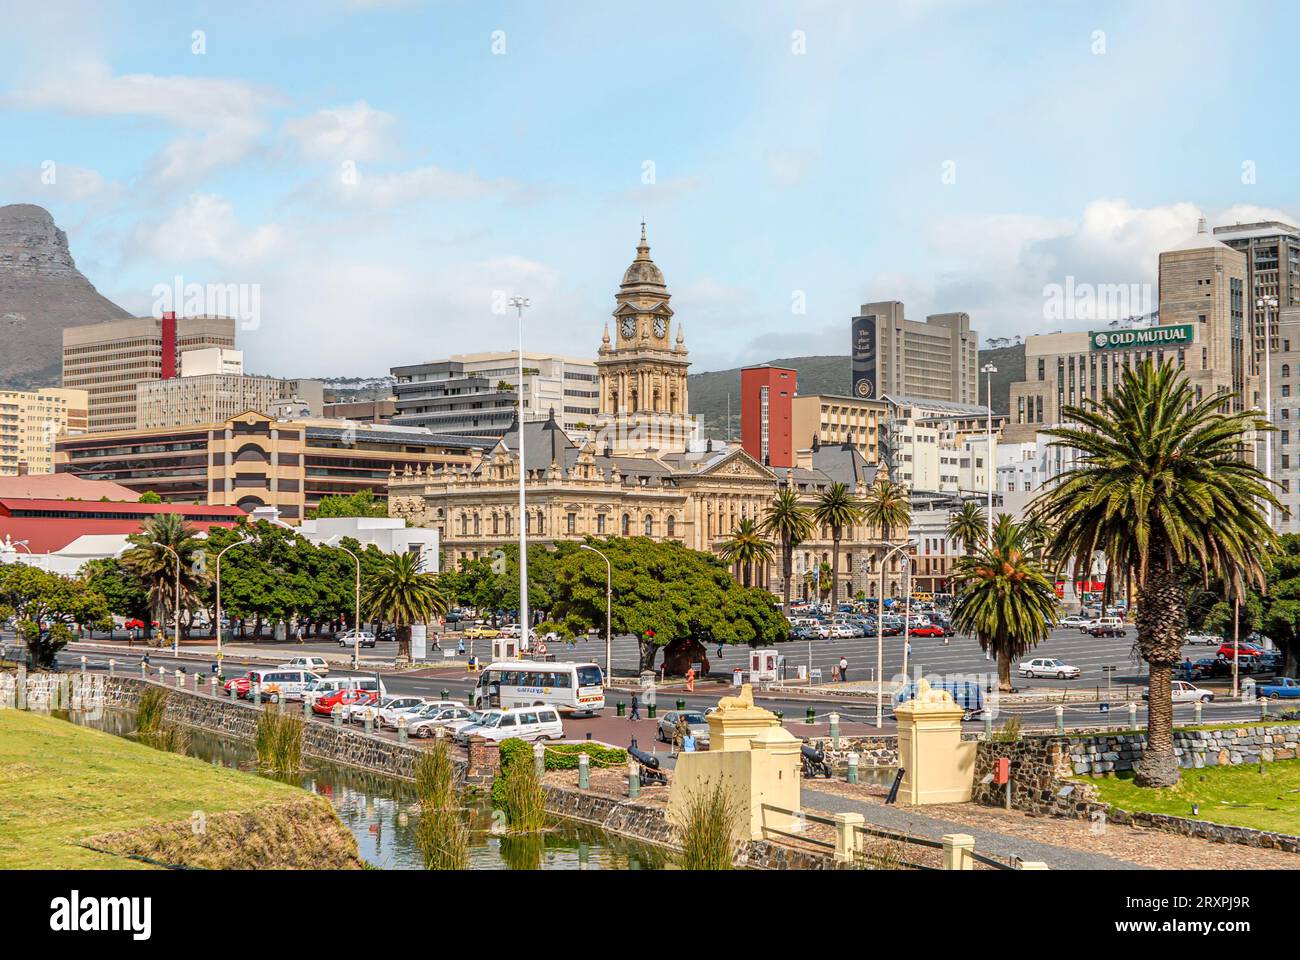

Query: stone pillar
942,833,975,870
894,679,976,804
832,812,864,864
466,735,500,781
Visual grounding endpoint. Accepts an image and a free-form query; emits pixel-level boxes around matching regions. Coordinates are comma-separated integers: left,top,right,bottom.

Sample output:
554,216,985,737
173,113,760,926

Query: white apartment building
0,387,89,475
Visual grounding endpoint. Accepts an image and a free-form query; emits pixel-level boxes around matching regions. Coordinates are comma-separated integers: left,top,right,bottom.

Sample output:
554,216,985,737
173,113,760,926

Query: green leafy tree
718,518,774,588
950,514,1058,692
761,486,813,611
812,482,865,609
1039,361,1277,787
311,488,388,519
79,558,151,625
0,564,111,666
120,513,207,644
138,491,162,504
945,501,986,555
363,552,447,662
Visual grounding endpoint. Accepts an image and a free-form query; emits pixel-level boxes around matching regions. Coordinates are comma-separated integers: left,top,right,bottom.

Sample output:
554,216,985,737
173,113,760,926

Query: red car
223,676,253,698
910,624,947,638
312,687,379,717
1216,643,1264,660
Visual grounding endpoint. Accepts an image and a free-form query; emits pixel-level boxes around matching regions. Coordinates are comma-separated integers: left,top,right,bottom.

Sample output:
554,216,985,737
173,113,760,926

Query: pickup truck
1258,677,1300,699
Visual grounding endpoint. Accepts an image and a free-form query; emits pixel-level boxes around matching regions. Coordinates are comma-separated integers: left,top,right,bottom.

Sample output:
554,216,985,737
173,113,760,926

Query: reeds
497,750,546,833
672,779,741,870
135,687,189,754
255,705,303,774
414,737,468,869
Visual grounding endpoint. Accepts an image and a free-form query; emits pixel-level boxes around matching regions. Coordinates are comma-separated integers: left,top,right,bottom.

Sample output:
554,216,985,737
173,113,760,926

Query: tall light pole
213,537,253,672
1258,296,1278,529
579,544,612,680
510,296,532,639
160,544,182,656
326,535,362,670
873,539,915,727
981,362,997,540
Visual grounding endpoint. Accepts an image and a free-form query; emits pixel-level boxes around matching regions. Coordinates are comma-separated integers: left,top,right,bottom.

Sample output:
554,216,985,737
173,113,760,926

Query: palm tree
761,486,813,610
1038,361,1277,787
363,552,448,664
719,518,774,588
945,501,987,555
861,478,912,601
950,514,1058,692
812,482,866,610
121,513,206,645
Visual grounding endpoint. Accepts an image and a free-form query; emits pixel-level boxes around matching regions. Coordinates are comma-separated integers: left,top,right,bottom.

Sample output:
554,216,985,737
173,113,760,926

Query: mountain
0,204,131,390
688,345,1026,439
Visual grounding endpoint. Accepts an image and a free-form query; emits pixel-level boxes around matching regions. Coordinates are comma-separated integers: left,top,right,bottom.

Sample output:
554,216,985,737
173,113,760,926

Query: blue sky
2,0,1298,377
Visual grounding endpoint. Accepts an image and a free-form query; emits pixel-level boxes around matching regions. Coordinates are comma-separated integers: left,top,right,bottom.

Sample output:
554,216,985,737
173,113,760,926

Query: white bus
471,660,605,716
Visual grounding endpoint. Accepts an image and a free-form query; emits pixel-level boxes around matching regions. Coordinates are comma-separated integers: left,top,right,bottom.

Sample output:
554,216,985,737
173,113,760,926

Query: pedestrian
716,642,725,660
457,638,466,656
629,693,640,721
838,656,849,683
906,640,912,659
685,665,695,693
673,713,690,751
295,622,305,644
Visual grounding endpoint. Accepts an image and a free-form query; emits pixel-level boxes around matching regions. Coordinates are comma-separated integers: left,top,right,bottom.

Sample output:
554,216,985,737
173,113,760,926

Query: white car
453,707,564,744
337,631,376,649
1143,680,1214,704
381,698,462,731
1185,632,1219,646
375,696,433,729
829,624,857,639
346,695,423,725
285,656,330,675
1059,615,1089,629
443,711,492,739
1018,657,1081,679
407,704,474,738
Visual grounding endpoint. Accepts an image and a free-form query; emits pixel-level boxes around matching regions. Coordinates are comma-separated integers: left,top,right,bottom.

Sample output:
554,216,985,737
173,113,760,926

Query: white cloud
283,101,397,162
131,194,284,268
333,164,519,207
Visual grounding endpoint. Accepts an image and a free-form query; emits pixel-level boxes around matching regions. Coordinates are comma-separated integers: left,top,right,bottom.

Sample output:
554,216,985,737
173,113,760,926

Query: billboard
851,314,877,399
1089,323,1194,351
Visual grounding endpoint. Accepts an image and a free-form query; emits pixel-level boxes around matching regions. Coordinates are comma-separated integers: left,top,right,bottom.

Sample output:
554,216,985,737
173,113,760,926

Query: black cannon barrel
801,743,824,763
629,744,661,770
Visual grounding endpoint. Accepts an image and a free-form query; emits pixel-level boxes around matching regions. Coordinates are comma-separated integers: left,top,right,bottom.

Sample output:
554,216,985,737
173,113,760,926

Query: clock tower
595,223,696,453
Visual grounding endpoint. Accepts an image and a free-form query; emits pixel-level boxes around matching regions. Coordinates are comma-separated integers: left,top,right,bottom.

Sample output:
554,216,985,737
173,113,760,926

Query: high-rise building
740,365,795,467
1268,307,1300,533
850,301,978,405
62,314,236,433
1213,220,1300,368
392,352,599,439
790,394,888,465
1005,221,1258,443
134,348,323,430
0,387,89,475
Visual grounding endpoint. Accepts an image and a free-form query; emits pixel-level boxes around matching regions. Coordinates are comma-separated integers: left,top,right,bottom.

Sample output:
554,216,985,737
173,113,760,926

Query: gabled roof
0,474,139,501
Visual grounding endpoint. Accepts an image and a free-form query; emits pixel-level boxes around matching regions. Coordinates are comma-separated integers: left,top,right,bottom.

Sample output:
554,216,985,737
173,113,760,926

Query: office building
850,301,979,405
322,399,397,423
62,314,236,433
0,387,89,476
740,365,795,467
135,348,324,430
1268,307,1300,533
392,352,599,440
790,394,888,465
55,411,490,520
1213,220,1300,366
1006,222,1257,443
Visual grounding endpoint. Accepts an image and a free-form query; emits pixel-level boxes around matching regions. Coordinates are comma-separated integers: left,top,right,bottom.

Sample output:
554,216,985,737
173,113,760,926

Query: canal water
60,708,668,870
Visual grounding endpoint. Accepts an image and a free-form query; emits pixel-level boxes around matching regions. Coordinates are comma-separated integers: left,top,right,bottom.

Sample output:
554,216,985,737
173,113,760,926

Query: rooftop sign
1089,323,1194,351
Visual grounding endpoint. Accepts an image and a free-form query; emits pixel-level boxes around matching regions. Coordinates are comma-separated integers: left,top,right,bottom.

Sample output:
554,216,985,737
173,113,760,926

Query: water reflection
60,708,666,870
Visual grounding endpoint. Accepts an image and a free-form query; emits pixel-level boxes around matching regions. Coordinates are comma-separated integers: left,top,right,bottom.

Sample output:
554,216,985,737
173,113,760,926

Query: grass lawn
0,710,304,869
1087,759,1300,836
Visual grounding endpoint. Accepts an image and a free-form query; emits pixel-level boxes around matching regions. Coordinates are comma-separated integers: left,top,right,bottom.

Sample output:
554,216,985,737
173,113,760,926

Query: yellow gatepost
894,679,977,804
668,684,802,841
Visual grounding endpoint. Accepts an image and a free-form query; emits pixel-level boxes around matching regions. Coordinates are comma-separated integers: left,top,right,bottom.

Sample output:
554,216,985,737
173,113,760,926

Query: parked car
285,656,330,675
655,710,711,748
1142,680,1214,704
374,696,433,729
302,675,386,705
829,624,857,639
1018,657,1081,679
1084,617,1127,637
910,624,947,638
453,706,564,743
464,625,500,640
407,704,474,738
1184,632,1219,646
1183,657,1231,681
242,668,321,703
351,695,425,726
1216,642,1265,661
443,710,492,739
337,630,376,648
313,688,380,717
380,698,461,730
1059,614,1089,628
1258,677,1300,699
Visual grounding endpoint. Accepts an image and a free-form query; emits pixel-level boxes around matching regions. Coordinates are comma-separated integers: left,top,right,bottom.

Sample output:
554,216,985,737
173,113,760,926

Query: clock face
620,317,636,339
654,317,667,338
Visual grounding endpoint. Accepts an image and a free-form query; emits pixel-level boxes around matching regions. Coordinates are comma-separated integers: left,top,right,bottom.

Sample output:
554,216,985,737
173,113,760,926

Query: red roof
0,499,244,554
0,474,140,501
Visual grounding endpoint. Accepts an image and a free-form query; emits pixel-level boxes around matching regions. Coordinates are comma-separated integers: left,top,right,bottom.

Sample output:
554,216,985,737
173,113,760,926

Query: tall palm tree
1039,361,1278,787
860,478,912,601
761,486,814,610
950,514,1058,692
945,501,987,555
363,552,448,664
121,513,206,645
719,518,775,588
812,482,866,610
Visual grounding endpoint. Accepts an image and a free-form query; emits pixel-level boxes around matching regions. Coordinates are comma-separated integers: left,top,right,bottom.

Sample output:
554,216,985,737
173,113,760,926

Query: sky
2,0,1298,378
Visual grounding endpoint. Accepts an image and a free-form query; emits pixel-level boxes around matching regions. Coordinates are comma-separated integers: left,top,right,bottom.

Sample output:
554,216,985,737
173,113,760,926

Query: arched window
492,514,500,535
504,514,512,536
473,514,481,536
644,514,653,537
538,513,546,536
622,513,630,536
666,516,676,537
460,514,469,536
1285,364,1292,380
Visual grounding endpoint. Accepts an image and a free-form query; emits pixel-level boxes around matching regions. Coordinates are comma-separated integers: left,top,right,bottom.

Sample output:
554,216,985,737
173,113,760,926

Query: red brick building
740,365,796,468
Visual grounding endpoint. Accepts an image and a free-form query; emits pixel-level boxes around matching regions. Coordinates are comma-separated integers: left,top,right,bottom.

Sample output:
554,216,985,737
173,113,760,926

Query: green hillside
689,345,1024,439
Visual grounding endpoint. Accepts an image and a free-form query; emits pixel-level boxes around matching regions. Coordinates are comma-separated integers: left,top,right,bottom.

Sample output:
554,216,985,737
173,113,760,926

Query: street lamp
160,544,182,657
325,535,362,670
980,362,997,540
1258,296,1279,530
871,539,916,727
579,543,612,681
213,536,254,671
510,296,532,641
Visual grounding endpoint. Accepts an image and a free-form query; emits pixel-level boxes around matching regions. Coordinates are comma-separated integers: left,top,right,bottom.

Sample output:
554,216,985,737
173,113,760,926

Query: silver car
656,711,710,748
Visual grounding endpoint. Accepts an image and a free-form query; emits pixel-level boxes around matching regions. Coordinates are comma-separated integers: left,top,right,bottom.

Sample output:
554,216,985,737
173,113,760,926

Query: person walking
685,665,695,693
456,637,466,656
838,656,849,683
629,693,640,721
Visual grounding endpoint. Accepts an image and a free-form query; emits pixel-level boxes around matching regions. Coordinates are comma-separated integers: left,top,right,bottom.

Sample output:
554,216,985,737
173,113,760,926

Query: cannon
801,742,832,779
628,742,668,786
